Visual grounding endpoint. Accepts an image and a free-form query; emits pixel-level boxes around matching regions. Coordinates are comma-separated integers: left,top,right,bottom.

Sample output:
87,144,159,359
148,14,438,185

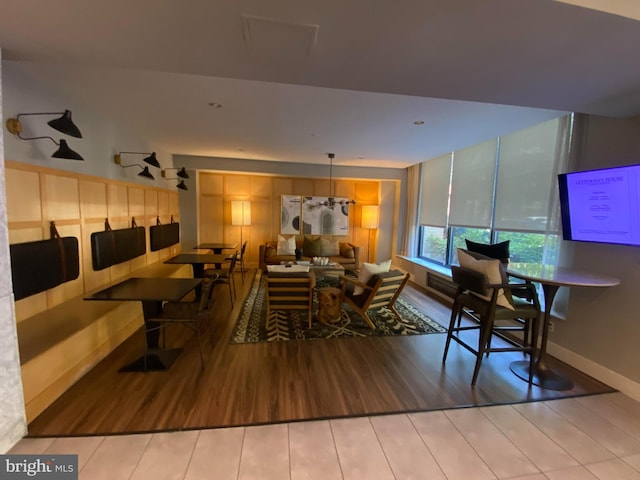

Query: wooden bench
17,261,191,423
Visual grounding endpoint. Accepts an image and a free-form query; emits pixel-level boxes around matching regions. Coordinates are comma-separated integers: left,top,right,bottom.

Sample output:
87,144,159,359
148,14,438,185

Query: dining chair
443,265,541,386
146,275,218,370
228,240,248,282
461,243,534,348
204,252,238,305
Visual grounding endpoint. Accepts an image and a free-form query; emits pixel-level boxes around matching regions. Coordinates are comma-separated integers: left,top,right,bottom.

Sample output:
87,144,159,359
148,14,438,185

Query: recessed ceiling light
208,102,222,108
414,120,425,125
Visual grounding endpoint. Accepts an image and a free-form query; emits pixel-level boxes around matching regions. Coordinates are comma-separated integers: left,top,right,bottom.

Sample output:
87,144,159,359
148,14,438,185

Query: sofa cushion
458,248,514,310
303,236,322,257
340,243,355,259
265,243,277,259
465,239,510,264
277,235,296,255
354,259,391,295
319,238,340,256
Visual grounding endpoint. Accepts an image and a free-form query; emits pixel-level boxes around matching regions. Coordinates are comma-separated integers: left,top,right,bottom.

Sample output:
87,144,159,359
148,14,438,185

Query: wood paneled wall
5,161,181,322
197,172,381,263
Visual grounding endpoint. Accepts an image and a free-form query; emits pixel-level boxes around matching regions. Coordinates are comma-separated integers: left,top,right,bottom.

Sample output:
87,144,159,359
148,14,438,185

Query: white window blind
419,153,452,227
494,117,569,232
449,139,497,228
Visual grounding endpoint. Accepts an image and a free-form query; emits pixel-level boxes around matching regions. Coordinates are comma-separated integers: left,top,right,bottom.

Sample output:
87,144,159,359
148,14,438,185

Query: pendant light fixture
314,153,356,208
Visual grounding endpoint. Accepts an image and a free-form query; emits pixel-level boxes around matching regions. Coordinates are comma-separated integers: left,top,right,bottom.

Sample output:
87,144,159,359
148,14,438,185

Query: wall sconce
161,167,190,190
5,109,84,160
113,154,155,180
361,205,380,262
114,151,161,169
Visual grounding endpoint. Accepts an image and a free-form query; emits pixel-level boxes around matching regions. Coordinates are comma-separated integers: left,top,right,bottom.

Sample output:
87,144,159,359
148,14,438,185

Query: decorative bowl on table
312,256,329,265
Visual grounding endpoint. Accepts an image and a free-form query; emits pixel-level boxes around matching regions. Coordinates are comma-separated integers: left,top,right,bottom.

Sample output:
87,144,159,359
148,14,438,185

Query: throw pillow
457,249,514,310
302,236,322,257
465,239,510,264
339,243,355,259
354,259,392,295
265,244,277,259
319,238,340,256
277,235,296,255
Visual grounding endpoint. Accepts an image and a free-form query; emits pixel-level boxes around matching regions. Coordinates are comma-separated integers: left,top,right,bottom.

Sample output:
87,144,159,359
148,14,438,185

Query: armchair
266,271,316,328
340,270,410,329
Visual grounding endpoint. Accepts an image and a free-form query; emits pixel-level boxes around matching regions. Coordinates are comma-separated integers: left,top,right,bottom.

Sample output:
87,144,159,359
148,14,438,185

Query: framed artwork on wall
301,196,350,235
281,195,302,234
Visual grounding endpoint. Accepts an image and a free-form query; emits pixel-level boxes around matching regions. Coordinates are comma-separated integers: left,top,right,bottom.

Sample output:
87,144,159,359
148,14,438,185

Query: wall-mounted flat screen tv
558,164,640,246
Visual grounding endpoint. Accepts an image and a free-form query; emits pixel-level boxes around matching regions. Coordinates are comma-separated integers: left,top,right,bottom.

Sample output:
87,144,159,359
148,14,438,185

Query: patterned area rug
231,270,446,343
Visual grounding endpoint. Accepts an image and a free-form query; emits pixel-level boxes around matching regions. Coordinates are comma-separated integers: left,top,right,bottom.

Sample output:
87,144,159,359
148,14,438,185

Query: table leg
510,284,574,390
119,300,183,372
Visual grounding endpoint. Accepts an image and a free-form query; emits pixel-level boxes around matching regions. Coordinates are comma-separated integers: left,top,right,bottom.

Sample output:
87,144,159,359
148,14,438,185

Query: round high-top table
506,263,620,390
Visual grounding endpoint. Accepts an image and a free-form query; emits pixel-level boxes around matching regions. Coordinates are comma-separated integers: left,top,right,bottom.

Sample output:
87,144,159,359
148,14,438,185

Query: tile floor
10,392,640,479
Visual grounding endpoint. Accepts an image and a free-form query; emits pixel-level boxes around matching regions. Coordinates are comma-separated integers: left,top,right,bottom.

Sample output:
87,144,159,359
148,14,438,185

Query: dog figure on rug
317,287,342,324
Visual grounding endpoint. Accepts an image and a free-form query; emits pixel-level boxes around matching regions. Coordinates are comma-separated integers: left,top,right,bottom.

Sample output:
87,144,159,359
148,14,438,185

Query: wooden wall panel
107,184,129,220
128,187,145,218
200,173,223,195
251,176,272,197
43,174,80,221
196,172,381,267
273,178,293,197
79,180,108,220
225,174,251,196
157,191,169,219
292,178,315,196
6,169,42,223
199,196,224,243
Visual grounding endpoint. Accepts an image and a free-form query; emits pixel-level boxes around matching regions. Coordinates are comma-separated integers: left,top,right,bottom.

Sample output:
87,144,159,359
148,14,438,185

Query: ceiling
1,0,639,168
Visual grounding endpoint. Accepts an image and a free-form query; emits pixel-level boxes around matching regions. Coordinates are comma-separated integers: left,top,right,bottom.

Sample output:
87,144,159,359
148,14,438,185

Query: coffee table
294,261,345,279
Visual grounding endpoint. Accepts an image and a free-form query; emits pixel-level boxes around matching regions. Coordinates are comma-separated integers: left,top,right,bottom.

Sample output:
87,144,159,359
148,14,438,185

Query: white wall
0,59,179,450
550,114,640,396
0,49,28,453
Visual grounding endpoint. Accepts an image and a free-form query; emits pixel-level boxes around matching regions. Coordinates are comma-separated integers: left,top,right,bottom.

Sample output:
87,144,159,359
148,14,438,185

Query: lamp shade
143,152,161,168
47,110,83,138
52,139,84,160
176,180,188,190
138,166,155,180
177,167,190,179
361,205,380,229
231,201,251,226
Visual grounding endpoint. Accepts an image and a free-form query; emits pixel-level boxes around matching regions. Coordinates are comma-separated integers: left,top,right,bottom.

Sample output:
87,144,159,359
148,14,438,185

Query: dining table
164,253,229,278
194,242,238,254
85,277,203,372
506,263,620,390
193,243,238,268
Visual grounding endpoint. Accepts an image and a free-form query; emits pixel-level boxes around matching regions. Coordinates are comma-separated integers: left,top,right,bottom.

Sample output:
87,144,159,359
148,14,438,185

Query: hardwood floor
27,270,614,436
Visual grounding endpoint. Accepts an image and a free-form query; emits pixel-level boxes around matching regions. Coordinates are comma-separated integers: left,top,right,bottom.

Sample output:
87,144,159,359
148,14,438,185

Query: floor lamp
231,201,251,275
361,205,380,263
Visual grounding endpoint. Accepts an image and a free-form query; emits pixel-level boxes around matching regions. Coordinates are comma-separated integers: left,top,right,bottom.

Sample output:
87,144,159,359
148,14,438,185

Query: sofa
259,236,360,272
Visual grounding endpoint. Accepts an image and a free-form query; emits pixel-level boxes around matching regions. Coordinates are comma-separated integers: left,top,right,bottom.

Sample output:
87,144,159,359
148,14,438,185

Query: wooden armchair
339,270,410,329
266,271,316,328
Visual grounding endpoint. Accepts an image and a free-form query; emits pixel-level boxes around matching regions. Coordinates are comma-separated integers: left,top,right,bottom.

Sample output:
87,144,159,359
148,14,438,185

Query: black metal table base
119,348,183,372
510,360,574,391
